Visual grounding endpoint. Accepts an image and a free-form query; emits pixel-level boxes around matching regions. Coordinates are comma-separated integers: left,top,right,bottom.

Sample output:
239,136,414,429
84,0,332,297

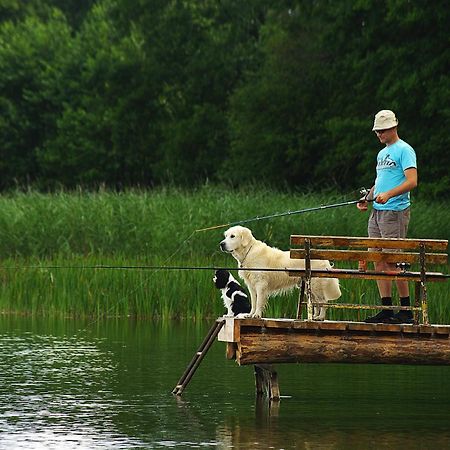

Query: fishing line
4,264,449,277
1,264,305,273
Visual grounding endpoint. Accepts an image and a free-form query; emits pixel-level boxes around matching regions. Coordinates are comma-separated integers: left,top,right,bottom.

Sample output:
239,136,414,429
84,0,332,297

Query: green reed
0,186,448,320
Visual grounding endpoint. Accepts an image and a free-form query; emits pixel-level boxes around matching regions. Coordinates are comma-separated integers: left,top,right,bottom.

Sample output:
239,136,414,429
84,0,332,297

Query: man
357,110,418,323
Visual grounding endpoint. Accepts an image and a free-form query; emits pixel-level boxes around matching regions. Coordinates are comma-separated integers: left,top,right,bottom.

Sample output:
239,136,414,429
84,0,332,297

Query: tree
138,0,276,184
226,0,450,196
38,1,161,187
0,0,448,195
0,10,71,188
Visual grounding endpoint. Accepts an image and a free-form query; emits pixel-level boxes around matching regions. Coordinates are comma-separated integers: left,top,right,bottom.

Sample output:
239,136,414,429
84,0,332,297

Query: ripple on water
0,332,144,449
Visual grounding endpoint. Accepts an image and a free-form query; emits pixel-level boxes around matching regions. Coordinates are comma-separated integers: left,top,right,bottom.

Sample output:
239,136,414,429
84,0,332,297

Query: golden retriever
220,226,341,319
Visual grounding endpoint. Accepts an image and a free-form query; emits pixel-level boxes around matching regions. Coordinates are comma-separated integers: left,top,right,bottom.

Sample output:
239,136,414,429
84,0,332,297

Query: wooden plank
314,303,421,311
287,268,447,282
318,321,348,331
400,325,420,334
291,235,448,251
293,320,321,330
237,331,450,365
237,318,264,328
433,326,450,336
347,322,375,332
346,322,422,333
290,249,448,265
419,325,436,334
218,317,241,343
374,323,402,332
262,318,295,329
286,319,404,333
220,318,449,338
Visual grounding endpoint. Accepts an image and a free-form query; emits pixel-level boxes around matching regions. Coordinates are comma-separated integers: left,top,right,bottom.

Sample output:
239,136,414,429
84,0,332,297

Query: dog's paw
235,313,250,319
312,315,325,321
222,313,235,318
251,312,262,319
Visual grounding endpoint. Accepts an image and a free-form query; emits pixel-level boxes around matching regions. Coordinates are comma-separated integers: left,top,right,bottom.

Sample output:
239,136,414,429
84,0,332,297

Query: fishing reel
396,262,411,272
359,187,370,200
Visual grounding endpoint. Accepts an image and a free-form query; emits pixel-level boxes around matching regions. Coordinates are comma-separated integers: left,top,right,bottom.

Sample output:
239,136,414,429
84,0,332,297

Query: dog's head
213,269,230,289
220,226,254,253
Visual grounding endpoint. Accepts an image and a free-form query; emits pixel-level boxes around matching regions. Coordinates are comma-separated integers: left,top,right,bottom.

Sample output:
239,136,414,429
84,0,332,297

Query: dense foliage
1,1,448,197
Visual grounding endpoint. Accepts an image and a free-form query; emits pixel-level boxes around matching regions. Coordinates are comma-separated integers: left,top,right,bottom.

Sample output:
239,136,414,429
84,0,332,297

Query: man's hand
375,168,417,205
357,186,373,211
357,198,368,211
375,192,391,204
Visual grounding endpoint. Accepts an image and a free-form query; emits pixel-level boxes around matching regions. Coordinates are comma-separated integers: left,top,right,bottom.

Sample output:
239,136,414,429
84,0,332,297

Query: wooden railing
289,235,448,324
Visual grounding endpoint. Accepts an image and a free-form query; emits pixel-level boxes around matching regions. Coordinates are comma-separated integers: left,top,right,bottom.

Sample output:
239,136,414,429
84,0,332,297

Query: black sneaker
364,310,393,323
389,311,414,324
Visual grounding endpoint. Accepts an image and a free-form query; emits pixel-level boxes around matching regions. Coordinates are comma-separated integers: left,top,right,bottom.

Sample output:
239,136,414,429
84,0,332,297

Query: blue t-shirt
373,139,417,211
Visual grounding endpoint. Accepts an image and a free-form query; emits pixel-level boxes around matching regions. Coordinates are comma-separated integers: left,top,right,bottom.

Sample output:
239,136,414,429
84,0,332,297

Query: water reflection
1,316,450,449
0,326,144,449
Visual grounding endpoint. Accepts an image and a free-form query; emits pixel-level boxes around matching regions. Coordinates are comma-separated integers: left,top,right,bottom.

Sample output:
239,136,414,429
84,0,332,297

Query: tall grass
0,186,448,321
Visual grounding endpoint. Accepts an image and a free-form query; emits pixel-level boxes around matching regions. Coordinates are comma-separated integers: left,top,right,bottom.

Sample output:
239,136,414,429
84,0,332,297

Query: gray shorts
368,208,410,250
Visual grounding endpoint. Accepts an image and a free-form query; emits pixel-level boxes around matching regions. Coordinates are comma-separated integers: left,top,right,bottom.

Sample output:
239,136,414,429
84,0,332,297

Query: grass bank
0,186,448,320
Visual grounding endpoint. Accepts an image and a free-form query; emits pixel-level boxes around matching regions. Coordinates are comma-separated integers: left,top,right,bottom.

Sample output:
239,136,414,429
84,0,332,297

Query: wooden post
419,243,429,325
414,281,420,325
254,364,280,401
226,342,237,359
305,238,313,320
296,279,305,319
256,392,280,416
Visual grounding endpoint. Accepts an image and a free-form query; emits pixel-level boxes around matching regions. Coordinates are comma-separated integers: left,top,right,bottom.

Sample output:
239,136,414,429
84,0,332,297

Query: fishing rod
0,264,304,272
4,264,448,278
195,188,373,233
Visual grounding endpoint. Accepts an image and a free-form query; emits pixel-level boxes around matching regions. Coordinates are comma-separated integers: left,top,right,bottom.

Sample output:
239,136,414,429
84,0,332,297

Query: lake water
1,315,450,449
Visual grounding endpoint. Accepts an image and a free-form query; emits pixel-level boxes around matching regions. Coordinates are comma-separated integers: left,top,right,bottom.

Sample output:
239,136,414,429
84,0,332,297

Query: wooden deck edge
217,318,450,366
217,317,450,341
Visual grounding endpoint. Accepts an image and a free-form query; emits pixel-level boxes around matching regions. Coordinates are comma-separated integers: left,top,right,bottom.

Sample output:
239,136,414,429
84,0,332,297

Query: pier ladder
172,318,225,396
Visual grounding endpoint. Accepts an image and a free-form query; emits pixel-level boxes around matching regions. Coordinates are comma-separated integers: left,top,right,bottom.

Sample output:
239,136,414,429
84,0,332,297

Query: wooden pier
173,317,450,400
218,318,450,366
173,234,448,399
216,317,450,399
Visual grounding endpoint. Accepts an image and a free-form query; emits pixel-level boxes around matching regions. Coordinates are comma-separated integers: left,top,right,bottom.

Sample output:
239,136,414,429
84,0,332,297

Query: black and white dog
213,269,251,317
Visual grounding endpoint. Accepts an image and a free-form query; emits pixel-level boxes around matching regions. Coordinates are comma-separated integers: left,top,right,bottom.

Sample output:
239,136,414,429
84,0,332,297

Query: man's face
374,127,396,145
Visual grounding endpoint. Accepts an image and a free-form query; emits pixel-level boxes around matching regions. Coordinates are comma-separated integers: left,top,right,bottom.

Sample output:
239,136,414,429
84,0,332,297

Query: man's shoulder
395,139,415,153
395,139,417,169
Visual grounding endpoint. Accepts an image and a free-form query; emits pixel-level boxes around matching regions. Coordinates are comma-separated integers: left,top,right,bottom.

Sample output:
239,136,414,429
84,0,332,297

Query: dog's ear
241,228,253,247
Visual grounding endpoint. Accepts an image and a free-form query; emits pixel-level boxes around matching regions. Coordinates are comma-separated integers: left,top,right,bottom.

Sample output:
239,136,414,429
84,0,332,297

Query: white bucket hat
372,110,398,131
